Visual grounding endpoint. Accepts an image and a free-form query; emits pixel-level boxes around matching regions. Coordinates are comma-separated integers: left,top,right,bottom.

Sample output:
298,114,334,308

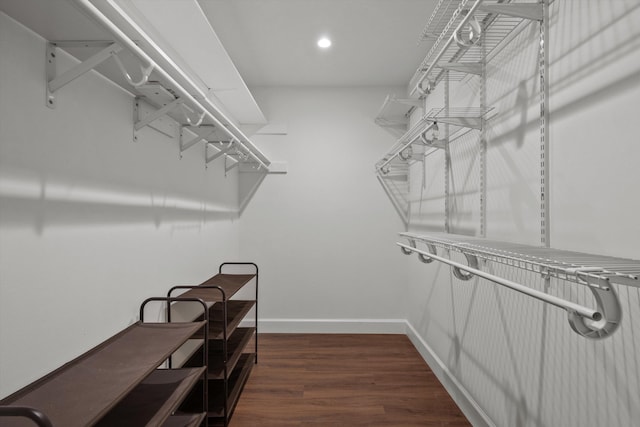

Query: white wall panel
238,86,407,328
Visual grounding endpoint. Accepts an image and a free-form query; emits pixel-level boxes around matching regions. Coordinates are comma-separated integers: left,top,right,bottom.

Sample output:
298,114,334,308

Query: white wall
0,13,242,398
238,86,408,332
405,1,640,426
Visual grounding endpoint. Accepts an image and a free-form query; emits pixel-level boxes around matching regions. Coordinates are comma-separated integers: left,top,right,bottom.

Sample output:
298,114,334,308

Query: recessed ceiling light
317,37,332,49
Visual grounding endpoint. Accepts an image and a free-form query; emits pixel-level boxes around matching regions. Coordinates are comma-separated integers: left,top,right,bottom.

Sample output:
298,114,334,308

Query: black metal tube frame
0,406,53,427
167,285,228,426
219,262,259,364
139,296,209,421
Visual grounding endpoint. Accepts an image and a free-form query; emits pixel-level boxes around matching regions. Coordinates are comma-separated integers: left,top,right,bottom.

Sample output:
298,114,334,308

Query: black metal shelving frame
0,297,209,427
168,262,258,427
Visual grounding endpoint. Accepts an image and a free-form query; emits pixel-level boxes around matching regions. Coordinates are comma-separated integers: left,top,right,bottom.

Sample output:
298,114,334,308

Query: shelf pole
539,0,550,247
480,31,487,238
444,71,451,233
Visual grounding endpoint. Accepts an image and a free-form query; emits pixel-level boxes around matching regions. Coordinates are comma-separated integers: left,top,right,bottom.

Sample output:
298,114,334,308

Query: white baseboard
405,322,496,427
250,318,408,334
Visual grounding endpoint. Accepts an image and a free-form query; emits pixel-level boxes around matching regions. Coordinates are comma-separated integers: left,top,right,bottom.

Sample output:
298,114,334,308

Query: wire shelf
376,105,490,173
401,232,640,288
419,0,468,41
373,94,423,138
426,107,480,115
410,0,540,94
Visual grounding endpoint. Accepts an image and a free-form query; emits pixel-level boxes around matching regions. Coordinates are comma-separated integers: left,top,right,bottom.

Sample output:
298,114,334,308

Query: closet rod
73,0,270,170
397,242,601,321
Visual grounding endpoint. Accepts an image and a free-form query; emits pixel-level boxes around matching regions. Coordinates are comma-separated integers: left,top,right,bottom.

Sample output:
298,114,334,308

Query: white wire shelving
45,0,273,173
376,106,492,173
410,0,542,97
374,105,492,226
375,116,437,228
419,0,467,41
374,94,422,136
398,232,640,339
377,0,632,342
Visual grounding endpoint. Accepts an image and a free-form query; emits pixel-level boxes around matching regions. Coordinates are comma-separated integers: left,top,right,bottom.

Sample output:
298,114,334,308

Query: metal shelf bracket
134,97,183,132
437,62,483,76
374,119,409,131
206,140,235,166
433,116,483,130
180,125,217,157
374,94,423,134
479,4,543,21
46,41,123,108
225,155,240,174
392,98,423,108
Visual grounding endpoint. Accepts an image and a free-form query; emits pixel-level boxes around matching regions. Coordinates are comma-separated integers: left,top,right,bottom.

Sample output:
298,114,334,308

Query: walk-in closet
1,1,639,426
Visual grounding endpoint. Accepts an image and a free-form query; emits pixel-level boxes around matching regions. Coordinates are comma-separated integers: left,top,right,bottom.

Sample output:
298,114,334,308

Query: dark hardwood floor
230,334,471,426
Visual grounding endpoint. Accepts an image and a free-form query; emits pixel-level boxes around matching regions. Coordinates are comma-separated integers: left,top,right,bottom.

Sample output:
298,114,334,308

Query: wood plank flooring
230,334,471,426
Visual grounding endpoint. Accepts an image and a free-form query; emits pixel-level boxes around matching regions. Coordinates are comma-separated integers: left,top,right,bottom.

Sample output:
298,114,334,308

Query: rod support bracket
46,41,123,109
567,278,621,339
418,243,437,264
401,239,416,255
452,252,479,281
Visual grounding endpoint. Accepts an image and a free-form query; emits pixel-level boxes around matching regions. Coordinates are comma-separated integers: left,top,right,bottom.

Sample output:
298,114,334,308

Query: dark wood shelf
184,327,255,380
176,274,256,304
192,300,255,340
210,328,255,380
179,353,255,423
162,413,207,427
0,321,206,427
208,353,256,419
95,367,206,427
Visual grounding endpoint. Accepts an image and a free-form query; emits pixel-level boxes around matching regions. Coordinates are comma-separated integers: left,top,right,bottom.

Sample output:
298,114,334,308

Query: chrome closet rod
73,0,270,170
397,242,601,321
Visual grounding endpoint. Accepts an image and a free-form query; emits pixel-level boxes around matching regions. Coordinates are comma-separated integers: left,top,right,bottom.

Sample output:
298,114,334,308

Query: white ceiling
199,0,438,87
